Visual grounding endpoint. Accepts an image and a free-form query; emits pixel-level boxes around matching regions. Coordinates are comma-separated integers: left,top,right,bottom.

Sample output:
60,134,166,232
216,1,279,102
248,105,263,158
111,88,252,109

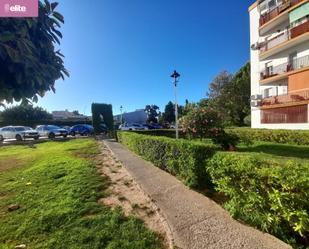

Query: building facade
114,109,147,124
249,0,309,129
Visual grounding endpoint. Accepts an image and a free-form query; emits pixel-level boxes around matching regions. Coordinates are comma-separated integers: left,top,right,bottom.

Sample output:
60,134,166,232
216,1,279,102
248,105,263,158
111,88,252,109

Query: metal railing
261,89,309,106
260,54,309,80
259,19,309,53
259,0,305,27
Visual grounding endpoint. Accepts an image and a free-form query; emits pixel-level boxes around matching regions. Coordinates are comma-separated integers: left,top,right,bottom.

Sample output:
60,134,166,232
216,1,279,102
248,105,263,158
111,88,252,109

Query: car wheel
16,134,23,141
48,133,55,139
63,135,67,138
34,136,39,140
0,135,3,142
70,131,75,136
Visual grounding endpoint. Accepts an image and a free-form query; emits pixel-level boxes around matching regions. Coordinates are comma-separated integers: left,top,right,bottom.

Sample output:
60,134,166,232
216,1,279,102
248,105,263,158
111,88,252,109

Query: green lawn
237,141,309,164
0,139,163,249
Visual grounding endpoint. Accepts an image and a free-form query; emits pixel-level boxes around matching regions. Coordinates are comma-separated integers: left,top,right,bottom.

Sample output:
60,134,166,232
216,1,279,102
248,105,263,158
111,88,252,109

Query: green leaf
52,11,64,23
51,2,59,11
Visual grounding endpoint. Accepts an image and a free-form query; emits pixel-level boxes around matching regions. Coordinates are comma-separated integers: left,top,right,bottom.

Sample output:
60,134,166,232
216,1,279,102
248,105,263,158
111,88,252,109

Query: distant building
114,109,147,124
249,0,309,129
52,110,90,121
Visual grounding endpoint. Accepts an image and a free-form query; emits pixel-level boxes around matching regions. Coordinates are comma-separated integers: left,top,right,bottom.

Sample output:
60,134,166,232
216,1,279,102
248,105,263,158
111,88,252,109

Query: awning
289,2,309,24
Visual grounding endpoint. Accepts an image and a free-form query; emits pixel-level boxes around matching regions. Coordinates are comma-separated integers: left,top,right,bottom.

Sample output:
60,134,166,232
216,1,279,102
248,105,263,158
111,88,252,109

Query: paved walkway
104,139,292,249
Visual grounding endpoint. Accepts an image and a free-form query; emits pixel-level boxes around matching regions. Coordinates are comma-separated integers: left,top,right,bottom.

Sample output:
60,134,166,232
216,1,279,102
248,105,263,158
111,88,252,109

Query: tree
0,105,52,122
162,101,175,123
0,0,69,105
72,110,80,115
207,71,233,99
211,63,251,126
203,63,251,126
145,105,160,123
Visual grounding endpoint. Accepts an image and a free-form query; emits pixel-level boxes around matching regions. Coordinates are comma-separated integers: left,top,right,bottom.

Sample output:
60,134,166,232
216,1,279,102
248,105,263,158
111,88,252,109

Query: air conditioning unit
251,100,261,107
250,42,266,50
251,94,263,100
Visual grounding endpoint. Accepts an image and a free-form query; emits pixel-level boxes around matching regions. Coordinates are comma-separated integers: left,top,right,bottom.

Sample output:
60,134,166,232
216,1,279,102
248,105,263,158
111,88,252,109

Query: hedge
132,128,309,145
118,132,309,248
117,132,216,188
226,128,309,145
207,153,309,247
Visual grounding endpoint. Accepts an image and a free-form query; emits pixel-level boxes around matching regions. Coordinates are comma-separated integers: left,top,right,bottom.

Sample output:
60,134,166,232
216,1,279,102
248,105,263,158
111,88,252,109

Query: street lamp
120,105,123,125
170,70,180,139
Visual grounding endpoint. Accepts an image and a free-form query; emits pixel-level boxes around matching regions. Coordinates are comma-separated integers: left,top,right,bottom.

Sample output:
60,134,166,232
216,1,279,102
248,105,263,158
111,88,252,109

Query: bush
131,129,185,138
226,128,309,145
118,132,216,188
181,106,223,139
207,153,309,247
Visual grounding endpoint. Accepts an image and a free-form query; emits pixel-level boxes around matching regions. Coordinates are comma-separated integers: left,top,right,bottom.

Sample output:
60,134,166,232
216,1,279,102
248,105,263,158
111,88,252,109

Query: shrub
226,128,309,145
207,153,309,247
181,107,223,139
118,132,216,188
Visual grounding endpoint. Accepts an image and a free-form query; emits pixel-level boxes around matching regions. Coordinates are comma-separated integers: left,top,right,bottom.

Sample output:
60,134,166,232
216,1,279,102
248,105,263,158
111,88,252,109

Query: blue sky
36,0,253,115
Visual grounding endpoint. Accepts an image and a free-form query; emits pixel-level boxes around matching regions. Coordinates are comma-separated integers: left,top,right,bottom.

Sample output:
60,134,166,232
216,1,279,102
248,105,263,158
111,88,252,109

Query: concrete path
104,139,292,249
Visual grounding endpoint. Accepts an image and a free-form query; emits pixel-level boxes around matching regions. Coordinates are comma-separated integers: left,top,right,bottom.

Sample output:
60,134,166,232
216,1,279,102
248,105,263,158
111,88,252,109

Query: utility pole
170,70,180,139
120,105,123,125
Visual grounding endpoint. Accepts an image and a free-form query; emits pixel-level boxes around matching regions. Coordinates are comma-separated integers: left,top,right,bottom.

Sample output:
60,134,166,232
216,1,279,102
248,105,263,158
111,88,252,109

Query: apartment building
249,0,309,129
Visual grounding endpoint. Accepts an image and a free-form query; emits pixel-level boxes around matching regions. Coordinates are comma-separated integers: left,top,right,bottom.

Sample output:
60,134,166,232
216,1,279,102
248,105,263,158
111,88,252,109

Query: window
264,88,272,98
268,0,276,9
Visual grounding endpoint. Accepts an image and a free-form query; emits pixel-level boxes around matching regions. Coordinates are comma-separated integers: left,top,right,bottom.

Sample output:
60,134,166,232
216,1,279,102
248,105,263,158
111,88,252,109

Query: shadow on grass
238,143,309,159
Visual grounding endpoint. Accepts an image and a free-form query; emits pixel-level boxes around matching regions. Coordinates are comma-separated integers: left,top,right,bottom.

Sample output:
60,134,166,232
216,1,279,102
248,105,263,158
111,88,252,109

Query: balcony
260,19,309,55
260,54,309,80
260,89,309,107
259,0,305,27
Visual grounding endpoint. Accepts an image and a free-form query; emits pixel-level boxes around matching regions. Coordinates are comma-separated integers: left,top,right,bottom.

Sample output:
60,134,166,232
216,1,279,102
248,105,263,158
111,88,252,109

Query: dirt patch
96,141,174,249
0,158,22,172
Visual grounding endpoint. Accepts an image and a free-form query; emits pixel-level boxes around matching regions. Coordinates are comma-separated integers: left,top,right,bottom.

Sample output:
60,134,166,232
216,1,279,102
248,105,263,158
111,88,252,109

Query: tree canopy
0,105,52,122
145,105,160,123
0,0,68,105
206,63,251,126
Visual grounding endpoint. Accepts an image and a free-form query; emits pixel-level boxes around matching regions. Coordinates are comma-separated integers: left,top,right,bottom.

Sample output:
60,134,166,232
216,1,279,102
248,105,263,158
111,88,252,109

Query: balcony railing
260,54,309,80
260,19,309,53
259,0,305,27
261,89,309,106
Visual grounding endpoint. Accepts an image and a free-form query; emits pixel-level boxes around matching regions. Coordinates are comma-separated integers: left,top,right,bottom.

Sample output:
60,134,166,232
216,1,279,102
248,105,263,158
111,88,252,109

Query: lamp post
120,105,123,125
170,70,180,139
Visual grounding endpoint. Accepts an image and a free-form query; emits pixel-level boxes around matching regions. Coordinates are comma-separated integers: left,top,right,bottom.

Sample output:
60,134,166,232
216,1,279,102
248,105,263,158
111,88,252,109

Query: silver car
0,126,40,141
36,125,68,139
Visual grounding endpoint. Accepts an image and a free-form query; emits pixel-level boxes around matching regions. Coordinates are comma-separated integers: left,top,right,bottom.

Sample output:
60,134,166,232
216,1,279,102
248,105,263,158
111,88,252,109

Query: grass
237,141,309,163
0,139,163,249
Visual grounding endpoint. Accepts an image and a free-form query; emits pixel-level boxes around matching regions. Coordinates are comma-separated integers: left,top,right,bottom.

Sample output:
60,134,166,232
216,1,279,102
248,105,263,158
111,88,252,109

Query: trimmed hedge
117,132,216,188
131,129,185,138
226,128,309,145
118,132,309,248
132,128,309,145
207,153,309,247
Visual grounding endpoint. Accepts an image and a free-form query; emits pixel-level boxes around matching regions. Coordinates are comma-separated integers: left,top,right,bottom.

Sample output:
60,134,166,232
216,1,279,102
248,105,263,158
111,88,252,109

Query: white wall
250,6,262,128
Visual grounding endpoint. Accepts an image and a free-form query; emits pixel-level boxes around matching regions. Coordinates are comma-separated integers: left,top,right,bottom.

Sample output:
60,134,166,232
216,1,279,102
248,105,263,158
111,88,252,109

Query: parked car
119,123,147,131
142,124,155,130
36,125,68,139
151,123,163,129
0,126,39,141
69,124,94,136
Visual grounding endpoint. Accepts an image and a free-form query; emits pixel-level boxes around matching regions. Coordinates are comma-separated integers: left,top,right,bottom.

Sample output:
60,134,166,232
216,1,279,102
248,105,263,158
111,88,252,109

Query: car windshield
47,125,61,130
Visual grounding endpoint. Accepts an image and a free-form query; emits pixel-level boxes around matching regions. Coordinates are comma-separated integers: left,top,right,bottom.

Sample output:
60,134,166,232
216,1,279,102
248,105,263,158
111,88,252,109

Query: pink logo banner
0,0,38,17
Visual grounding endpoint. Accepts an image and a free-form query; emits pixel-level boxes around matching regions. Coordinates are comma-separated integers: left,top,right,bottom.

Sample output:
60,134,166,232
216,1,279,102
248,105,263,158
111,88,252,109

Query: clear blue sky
36,0,253,115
